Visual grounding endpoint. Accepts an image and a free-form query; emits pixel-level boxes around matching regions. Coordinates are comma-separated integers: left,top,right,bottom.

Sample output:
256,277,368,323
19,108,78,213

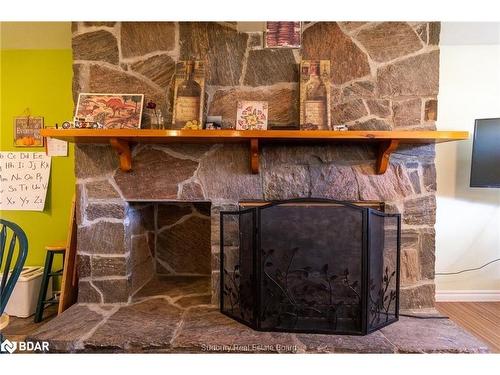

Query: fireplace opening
128,202,212,302
220,199,401,335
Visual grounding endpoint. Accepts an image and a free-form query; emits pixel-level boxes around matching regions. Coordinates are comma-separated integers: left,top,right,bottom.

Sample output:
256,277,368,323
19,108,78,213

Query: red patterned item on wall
265,22,301,48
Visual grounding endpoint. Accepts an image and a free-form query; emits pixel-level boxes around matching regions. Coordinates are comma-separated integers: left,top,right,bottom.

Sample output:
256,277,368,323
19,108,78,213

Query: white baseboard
436,290,500,302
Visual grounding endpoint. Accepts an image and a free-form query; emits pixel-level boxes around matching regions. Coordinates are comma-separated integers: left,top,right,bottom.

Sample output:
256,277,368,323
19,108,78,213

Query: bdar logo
1,339,17,354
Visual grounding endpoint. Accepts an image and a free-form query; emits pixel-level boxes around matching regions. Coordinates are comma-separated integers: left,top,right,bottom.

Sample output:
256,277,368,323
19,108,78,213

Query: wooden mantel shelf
41,129,468,174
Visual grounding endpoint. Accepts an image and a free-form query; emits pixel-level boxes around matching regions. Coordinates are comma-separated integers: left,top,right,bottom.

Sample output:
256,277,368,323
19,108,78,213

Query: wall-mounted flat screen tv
470,118,500,188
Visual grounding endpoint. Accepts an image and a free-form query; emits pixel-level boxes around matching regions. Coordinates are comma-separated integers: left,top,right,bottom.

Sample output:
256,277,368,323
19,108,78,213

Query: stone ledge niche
73,21,440,309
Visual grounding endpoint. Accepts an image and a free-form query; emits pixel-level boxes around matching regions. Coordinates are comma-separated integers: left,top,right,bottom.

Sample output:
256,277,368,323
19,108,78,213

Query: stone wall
73,22,439,308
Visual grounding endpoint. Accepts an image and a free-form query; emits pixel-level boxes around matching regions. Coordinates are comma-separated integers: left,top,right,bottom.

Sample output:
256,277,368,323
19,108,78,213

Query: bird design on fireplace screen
220,198,401,336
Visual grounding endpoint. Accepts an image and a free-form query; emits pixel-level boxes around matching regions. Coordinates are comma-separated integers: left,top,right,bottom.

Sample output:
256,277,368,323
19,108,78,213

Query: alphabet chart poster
0,152,52,211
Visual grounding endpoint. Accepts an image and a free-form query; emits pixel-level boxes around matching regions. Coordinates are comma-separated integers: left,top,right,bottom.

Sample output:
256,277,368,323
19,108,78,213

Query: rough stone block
172,307,298,353
422,163,437,192
121,22,175,58
73,30,118,64
302,22,370,84
127,204,155,234
243,49,298,86
349,118,392,130
331,99,368,124
262,143,376,166
403,195,436,225
85,180,121,200
401,248,421,285
399,283,435,309
419,227,436,280
156,215,211,275
365,99,391,118
77,222,125,255
428,22,441,45
297,332,395,353
409,170,422,194
93,278,130,303
91,255,128,277
75,144,118,179
309,164,359,200
86,298,183,351
342,80,376,98
392,98,422,128
380,315,488,353
355,22,422,62
157,203,192,228
129,259,154,295
27,304,104,352
355,163,413,201
86,202,126,221
179,181,205,200
77,280,102,303
197,145,263,201
424,99,438,121
130,54,175,89
263,165,310,200
378,51,439,97
179,22,248,86
77,255,91,279
114,147,198,200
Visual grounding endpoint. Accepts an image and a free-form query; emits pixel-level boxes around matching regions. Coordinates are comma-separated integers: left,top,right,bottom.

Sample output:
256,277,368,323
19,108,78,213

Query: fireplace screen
220,199,401,335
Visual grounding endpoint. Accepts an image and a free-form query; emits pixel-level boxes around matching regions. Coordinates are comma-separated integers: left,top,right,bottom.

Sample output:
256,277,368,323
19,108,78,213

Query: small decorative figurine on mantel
145,101,164,129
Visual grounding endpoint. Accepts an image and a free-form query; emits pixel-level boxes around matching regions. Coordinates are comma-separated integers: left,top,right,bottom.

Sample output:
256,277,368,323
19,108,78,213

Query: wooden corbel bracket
376,139,399,174
250,138,259,174
110,138,132,172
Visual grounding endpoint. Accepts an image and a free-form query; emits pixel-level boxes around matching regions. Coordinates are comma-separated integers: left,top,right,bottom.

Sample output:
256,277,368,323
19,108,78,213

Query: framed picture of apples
14,116,44,147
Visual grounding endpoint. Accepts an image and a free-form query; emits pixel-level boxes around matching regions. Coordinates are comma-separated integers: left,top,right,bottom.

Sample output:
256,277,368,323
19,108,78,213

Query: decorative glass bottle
304,62,327,129
174,61,201,129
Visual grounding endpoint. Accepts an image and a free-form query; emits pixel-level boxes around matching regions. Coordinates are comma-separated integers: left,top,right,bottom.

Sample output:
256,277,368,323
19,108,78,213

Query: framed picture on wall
75,93,144,129
14,116,44,147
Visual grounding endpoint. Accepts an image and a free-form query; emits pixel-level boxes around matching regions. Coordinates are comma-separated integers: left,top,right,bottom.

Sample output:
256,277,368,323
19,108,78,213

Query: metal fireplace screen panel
220,208,255,326
258,203,364,334
220,199,401,335
367,212,400,332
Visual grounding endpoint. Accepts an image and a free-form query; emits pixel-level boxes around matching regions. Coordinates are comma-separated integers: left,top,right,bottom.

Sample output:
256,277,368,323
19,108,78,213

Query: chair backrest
0,219,28,315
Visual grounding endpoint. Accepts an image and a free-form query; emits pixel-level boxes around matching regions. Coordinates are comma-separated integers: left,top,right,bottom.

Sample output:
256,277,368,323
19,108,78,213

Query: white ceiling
440,22,500,45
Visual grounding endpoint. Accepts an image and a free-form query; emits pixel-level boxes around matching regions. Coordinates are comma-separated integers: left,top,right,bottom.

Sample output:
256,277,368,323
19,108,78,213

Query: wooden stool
34,246,66,323
0,313,9,331
0,313,9,344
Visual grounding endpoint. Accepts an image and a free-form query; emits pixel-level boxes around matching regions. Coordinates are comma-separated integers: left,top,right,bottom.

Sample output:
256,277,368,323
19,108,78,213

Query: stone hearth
28,301,489,353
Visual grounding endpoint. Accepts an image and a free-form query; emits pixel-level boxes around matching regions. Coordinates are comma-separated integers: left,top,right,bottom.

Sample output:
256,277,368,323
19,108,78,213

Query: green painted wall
0,48,75,267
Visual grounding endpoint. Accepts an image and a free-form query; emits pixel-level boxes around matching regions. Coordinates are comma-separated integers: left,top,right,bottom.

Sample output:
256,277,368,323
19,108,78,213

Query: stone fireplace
25,21,491,354
73,21,439,309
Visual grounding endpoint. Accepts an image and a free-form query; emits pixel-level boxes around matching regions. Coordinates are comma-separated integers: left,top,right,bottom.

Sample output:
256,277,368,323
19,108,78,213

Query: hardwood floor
435,302,500,353
2,305,58,342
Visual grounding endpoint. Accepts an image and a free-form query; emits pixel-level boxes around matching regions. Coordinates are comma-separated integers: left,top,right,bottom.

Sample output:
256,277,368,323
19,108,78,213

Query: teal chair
0,219,28,345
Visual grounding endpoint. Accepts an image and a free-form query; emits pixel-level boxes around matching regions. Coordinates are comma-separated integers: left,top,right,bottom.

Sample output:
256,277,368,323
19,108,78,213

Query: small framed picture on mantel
236,101,268,130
